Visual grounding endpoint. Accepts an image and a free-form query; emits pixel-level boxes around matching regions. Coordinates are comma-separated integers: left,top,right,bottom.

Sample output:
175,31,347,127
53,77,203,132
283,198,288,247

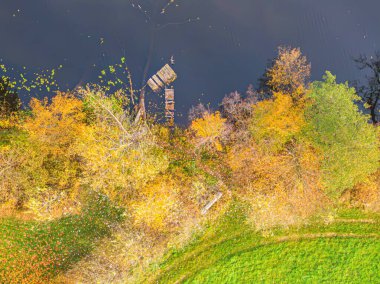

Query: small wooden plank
201,192,223,215
152,75,165,88
147,78,160,92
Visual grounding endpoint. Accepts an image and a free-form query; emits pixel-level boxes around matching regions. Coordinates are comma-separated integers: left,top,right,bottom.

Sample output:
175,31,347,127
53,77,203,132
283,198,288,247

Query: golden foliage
267,46,311,96
0,113,20,129
2,46,380,282
190,111,227,151
228,140,327,230
247,185,328,231
78,87,169,205
228,89,325,229
25,93,86,154
0,93,87,217
345,171,380,212
228,140,321,191
0,146,25,209
250,92,306,151
131,176,183,232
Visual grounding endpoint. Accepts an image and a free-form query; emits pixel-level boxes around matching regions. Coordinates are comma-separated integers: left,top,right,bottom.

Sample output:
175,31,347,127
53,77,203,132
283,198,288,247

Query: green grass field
141,205,380,284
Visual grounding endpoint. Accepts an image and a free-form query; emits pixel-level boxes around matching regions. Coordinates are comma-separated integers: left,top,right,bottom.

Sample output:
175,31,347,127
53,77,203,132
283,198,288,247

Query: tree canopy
306,72,380,196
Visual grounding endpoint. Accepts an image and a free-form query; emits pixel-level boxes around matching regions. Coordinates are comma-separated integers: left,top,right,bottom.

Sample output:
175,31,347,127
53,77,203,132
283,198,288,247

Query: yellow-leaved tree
190,111,227,151
0,92,88,217
250,92,306,152
24,93,87,217
78,86,169,206
227,88,327,230
266,46,311,97
131,175,186,232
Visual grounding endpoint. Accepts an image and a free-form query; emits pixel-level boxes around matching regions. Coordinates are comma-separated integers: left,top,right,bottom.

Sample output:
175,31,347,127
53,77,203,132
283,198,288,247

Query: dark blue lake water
1,0,379,122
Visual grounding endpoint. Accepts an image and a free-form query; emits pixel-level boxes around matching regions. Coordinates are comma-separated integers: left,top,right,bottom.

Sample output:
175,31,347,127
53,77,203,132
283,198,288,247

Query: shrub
344,170,380,212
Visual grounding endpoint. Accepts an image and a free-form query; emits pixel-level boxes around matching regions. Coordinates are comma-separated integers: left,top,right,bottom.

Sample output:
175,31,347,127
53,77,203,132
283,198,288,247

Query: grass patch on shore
141,206,380,284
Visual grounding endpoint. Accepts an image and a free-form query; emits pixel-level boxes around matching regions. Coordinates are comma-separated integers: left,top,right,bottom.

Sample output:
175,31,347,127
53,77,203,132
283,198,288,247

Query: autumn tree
250,92,306,152
78,86,169,205
227,88,325,229
190,111,227,151
348,170,380,211
220,86,258,125
260,46,311,99
131,175,185,232
306,72,380,197
355,53,380,124
0,92,88,215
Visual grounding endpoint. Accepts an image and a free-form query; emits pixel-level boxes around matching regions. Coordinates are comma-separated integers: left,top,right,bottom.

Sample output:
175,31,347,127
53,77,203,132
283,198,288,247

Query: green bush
306,72,380,197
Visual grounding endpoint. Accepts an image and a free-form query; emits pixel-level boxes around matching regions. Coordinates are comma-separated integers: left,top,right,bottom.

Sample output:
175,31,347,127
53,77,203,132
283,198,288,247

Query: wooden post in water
165,88,175,127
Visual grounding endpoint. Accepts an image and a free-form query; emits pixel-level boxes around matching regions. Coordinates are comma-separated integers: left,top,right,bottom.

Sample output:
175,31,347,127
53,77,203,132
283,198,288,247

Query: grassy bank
140,206,380,283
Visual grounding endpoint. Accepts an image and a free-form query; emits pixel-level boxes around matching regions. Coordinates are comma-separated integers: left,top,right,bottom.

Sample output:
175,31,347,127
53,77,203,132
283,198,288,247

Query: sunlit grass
142,205,380,284
186,238,380,283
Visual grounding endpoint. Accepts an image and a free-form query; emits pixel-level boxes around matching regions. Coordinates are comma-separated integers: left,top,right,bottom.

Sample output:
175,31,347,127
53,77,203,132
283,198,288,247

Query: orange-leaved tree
227,86,326,229
190,111,228,151
261,46,311,100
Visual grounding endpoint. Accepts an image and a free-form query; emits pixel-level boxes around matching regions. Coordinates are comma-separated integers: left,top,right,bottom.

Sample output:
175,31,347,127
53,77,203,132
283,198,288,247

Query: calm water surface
1,0,379,122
